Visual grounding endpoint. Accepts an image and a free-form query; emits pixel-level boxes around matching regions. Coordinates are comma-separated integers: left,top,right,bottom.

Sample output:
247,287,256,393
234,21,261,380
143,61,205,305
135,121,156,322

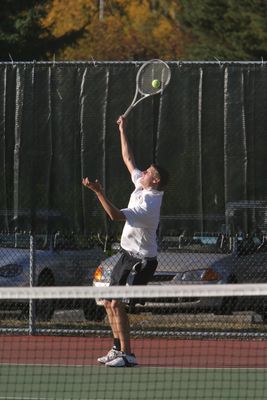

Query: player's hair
151,164,169,190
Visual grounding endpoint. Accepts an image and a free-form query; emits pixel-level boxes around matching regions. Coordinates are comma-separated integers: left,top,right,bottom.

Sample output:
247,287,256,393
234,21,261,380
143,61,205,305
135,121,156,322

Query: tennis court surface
1,285,267,399
1,336,267,399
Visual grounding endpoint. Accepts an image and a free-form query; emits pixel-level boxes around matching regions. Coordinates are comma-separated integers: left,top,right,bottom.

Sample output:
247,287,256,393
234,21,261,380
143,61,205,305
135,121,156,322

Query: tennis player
82,115,169,367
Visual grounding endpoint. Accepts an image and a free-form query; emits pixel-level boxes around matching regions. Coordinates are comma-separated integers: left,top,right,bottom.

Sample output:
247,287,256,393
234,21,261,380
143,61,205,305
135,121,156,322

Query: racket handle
122,105,133,118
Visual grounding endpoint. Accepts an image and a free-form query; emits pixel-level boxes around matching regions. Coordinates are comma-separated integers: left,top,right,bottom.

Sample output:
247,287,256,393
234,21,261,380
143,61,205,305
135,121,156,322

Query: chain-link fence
1,229,267,336
1,61,267,336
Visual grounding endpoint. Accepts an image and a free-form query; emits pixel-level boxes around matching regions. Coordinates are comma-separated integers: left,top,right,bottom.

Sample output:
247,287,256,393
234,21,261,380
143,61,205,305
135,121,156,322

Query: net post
29,233,36,335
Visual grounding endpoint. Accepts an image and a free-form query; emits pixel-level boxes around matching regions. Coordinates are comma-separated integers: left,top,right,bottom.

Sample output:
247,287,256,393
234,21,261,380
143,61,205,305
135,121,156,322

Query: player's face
140,166,160,189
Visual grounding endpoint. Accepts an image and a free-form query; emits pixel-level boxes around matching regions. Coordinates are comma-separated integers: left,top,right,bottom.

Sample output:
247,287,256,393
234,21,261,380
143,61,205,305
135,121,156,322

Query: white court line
1,362,267,370
0,397,108,400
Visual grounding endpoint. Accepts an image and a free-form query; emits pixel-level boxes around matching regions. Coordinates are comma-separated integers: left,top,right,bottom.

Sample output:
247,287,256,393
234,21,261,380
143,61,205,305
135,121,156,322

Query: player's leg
97,299,121,364
99,251,144,367
109,299,131,354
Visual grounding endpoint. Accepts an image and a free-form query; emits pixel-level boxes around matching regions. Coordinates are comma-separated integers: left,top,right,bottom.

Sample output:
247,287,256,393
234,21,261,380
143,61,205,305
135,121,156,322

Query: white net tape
0,283,267,300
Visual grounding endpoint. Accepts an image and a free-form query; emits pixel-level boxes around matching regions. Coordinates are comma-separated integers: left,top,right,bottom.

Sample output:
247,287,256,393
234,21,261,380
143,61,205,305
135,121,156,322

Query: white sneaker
97,348,119,364
105,351,137,367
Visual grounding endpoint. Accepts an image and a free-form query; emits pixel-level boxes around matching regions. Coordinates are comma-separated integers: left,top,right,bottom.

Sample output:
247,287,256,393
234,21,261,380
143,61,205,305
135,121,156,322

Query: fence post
29,233,36,335
232,235,238,255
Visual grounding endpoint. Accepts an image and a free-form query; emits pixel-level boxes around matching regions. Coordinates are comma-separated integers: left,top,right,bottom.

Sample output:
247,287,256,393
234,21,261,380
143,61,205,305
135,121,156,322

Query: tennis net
0,284,267,400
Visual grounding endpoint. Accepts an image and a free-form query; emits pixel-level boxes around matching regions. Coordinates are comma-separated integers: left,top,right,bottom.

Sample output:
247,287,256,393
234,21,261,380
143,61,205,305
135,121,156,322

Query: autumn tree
42,0,185,60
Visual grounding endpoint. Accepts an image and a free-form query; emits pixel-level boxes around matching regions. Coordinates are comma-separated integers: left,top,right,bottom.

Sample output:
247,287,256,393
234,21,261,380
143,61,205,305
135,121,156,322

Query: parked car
93,238,267,321
0,232,105,321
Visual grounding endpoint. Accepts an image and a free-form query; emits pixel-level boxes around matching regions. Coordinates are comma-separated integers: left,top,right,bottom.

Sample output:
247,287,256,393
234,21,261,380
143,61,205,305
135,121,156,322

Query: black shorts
110,249,158,286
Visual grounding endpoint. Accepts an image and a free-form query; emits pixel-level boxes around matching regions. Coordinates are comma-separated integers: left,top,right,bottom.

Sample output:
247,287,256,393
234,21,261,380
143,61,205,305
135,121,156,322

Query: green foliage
0,0,89,61
0,0,50,60
179,0,267,60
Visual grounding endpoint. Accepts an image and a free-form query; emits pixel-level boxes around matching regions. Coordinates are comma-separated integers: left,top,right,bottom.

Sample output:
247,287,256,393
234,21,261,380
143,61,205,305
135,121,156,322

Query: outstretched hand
82,177,103,194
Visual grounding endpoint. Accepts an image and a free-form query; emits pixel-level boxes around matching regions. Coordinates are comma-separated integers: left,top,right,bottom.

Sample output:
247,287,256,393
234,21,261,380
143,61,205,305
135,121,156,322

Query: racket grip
122,105,132,118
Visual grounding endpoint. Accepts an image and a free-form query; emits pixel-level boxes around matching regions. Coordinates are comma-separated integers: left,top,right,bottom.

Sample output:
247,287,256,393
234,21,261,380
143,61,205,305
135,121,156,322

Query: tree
42,0,185,60
179,0,267,60
0,0,50,60
0,0,91,61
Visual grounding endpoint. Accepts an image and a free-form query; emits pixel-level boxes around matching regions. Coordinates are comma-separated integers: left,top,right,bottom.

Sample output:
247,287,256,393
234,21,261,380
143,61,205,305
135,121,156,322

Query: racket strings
137,61,171,95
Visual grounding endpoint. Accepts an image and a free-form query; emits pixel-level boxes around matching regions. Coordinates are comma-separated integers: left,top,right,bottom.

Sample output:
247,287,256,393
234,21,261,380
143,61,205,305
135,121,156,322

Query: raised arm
117,116,136,174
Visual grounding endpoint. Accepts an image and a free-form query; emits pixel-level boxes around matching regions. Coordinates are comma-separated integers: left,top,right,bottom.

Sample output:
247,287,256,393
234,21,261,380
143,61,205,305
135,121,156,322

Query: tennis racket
122,59,171,118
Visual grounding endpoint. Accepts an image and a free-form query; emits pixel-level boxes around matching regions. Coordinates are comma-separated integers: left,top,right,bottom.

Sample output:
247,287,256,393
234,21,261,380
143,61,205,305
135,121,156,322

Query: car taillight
94,266,103,281
202,268,220,281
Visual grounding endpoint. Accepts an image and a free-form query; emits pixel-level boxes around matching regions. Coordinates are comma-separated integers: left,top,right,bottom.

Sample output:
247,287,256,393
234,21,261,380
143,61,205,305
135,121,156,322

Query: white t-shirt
120,169,163,258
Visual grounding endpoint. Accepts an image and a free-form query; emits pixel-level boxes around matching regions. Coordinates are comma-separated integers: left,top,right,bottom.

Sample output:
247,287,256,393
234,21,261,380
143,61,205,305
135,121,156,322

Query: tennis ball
152,79,161,89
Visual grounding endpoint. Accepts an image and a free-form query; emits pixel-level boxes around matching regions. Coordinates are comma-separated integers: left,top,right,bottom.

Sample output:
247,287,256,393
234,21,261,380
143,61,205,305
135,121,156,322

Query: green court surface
1,365,267,400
